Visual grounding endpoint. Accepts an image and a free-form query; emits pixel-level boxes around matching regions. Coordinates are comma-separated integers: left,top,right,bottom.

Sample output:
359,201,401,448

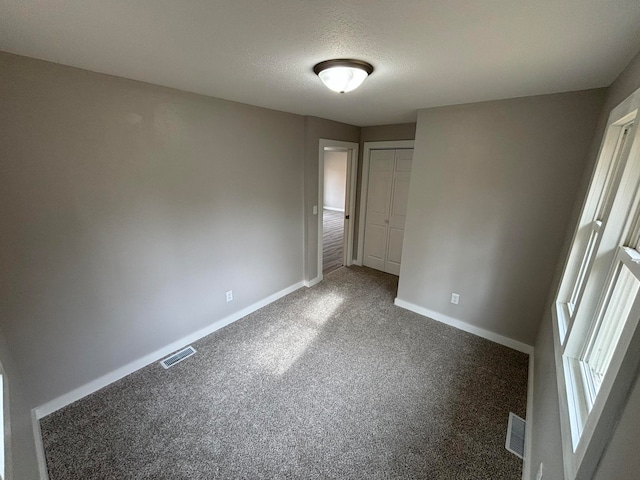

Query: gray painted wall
0,51,307,475
397,90,605,346
529,49,640,480
593,374,640,479
323,151,347,211
360,123,417,144
303,117,360,282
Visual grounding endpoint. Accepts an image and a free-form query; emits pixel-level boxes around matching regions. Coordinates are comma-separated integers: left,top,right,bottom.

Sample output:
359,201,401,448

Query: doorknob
345,215,350,219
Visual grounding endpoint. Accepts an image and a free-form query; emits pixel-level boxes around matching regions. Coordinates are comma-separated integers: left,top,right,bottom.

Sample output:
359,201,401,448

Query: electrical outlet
536,462,544,480
451,293,460,304
226,290,233,302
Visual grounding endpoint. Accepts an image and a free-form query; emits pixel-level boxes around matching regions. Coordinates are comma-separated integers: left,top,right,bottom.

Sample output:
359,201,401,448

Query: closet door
385,149,413,275
363,148,413,275
363,150,394,271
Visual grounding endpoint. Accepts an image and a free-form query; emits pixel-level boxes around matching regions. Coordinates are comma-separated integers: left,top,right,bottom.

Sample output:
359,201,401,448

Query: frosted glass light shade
313,59,373,93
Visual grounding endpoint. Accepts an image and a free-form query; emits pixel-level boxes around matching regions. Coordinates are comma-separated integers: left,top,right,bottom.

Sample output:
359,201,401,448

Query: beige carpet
41,266,528,479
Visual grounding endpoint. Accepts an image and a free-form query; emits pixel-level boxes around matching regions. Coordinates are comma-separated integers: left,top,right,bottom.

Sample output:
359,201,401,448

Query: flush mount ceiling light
313,59,374,93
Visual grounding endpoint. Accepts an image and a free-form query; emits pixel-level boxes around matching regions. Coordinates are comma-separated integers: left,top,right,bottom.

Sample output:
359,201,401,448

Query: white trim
322,206,345,212
303,276,322,288
346,144,358,267
34,280,304,419
522,351,535,480
394,298,534,354
551,305,576,479
31,409,48,480
318,139,359,277
0,368,12,480
356,140,415,265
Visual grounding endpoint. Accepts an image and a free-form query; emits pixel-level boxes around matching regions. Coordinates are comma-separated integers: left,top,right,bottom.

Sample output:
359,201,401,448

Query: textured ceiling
1,1,640,126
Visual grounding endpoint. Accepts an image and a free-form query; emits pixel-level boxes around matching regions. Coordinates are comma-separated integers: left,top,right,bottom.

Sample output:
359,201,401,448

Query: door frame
356,140,415,266
318,139,359,280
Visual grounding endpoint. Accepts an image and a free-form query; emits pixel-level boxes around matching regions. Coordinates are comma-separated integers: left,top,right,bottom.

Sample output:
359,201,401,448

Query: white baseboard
322,206,345,212
304,276,322,288
31,409,49,480
393,298,534,355
34,281,305,419
522,351,535,480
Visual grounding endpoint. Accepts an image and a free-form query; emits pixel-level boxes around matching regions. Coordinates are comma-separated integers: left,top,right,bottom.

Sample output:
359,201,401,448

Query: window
553,91,640,479
558,123,633,342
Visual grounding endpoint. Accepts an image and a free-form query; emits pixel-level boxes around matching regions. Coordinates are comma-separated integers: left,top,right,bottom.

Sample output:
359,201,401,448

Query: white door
363,150,394,271
385,149,412,275
363,148,413,275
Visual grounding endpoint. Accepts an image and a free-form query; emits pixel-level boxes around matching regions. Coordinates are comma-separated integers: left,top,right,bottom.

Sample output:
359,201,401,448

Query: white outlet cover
226,290,233,302
451,293,460,304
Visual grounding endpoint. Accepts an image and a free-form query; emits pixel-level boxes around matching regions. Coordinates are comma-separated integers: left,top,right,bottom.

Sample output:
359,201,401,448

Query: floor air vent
160,346,196,369
505,412,526,459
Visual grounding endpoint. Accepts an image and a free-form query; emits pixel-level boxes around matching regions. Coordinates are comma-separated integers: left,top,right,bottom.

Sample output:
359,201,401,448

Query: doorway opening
318,140,358,280
323,149,348,274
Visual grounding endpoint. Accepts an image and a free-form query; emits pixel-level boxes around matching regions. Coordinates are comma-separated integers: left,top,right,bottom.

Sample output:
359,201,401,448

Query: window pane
568,223,600,313
626,203,640,250
583,262,640,395
594,125,632,220
559,125,632,337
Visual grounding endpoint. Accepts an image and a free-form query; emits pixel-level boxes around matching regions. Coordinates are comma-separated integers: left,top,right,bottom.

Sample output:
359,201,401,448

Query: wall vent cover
505,412,526,459
160,346,196,369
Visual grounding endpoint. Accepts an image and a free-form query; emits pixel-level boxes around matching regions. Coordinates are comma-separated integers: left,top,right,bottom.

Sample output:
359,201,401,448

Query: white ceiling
1,1,640,127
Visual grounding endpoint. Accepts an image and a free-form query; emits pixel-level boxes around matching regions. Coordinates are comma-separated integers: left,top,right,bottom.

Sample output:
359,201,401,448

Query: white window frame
552,87,640,480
